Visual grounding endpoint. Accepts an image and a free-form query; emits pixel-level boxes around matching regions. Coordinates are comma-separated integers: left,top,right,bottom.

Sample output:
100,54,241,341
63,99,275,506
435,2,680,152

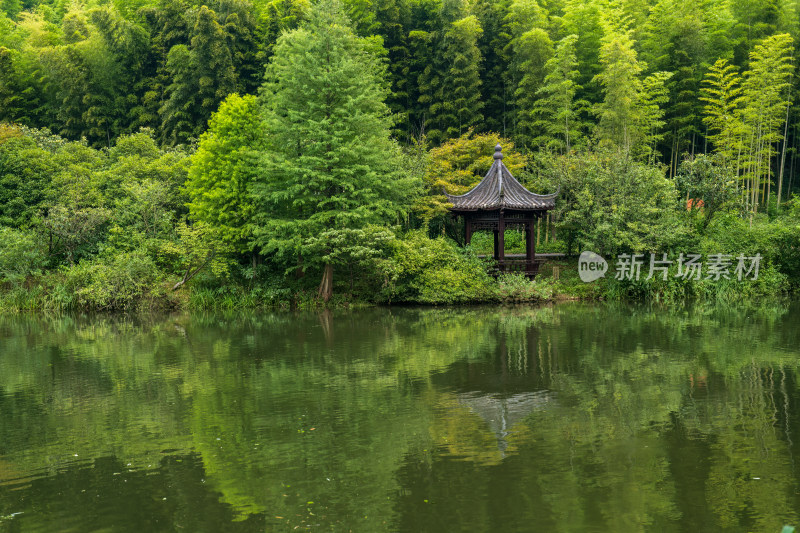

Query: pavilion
444,144,557,278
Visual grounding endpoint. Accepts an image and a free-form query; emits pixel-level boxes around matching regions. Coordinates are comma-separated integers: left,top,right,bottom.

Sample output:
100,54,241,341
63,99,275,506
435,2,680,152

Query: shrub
532,150,682,255
0,226,45,283
381,230,494,304
495,273,554,301
60,250,164,310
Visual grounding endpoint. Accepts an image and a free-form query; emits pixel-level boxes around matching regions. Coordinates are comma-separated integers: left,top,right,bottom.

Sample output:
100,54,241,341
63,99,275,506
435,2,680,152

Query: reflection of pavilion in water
457,390,554,457
432,317,562,460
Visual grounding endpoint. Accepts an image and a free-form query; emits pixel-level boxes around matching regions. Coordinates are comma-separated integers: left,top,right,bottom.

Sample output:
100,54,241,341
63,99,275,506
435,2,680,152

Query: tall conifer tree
252,0,415,301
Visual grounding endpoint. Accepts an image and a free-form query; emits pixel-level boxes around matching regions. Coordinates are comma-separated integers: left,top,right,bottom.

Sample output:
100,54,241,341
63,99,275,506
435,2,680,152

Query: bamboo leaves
700,34,794,212
700,59,743,166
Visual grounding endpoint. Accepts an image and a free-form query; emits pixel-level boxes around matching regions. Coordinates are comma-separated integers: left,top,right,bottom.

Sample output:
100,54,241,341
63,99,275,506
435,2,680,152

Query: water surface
1,303,800,532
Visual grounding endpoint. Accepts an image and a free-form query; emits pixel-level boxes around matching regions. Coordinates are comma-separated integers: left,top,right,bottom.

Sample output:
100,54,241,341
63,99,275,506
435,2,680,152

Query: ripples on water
1,303,800,532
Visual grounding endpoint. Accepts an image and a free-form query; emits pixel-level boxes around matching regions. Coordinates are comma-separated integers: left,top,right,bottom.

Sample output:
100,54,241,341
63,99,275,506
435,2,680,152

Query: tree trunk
789,126,797,197
250,252,258,289
703,124,707,154
318,262,333,303
544,214,549,244
778,95,791,207
172,251,216,291
669,135,676,179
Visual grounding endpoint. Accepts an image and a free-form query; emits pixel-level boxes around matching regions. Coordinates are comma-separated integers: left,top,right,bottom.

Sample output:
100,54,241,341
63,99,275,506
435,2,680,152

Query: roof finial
494,143,503,160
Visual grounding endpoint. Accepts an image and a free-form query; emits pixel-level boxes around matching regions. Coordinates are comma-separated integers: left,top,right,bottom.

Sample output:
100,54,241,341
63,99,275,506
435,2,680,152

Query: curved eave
444,162,559,211
448,204,556,213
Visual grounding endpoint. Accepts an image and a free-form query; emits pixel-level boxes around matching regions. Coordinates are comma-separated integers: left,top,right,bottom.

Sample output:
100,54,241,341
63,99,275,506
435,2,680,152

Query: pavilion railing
477,254,545,278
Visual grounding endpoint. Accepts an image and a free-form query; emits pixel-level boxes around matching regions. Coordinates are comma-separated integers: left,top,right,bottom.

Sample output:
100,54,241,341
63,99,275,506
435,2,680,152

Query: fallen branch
172,251,216,291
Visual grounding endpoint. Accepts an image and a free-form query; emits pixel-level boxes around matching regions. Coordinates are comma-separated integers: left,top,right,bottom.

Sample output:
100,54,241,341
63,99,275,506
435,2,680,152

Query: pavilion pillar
493,229,499,260
525,219,534,277
497,211,505,272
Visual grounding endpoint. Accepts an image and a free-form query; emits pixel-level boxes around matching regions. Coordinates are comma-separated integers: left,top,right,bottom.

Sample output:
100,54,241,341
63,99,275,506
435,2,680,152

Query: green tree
640,0,728,174
592,30,642,154
532,34,584,153
44,204,111,265
729,0,788,66
739,33,794,212
28,6,149,146
474,0,512,134
560,0,605,107
159,44,195,145
101,131,190,255
252,0,416,301
437,14,484,140
513,27,553,148
0,132,53,228
138,0,192,132
216,0,261,95
185,93,263,255
61,10,90,44
538,151,682,255
593,29,671,161
164,220,232,290
419,2,485,145
406,26,434,140
83,6,150,146
39,42,91,141
0,47,26,123
0,226,45,283
341,0,378,35
189,6,236,128
636,70,672,164
258,0,310,62
501,0,549,140
160,6,236,145
700,59,743,167
374,0,414,138
676,154,737,231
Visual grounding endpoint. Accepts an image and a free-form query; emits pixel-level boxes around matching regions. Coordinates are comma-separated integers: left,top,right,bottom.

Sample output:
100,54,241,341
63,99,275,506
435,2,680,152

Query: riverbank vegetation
2,0,800,309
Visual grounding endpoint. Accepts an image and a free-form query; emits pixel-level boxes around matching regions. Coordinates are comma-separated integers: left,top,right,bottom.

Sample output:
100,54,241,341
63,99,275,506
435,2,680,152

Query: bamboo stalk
778,92,791,207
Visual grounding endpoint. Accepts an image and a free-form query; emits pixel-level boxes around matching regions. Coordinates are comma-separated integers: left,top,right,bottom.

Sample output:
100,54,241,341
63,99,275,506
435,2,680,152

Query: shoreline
0,258,789,313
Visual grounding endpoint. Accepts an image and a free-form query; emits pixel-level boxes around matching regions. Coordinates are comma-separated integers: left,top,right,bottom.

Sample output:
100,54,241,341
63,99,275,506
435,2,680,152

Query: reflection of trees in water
676,362,800,531
398,302,800,531
1,303,800,530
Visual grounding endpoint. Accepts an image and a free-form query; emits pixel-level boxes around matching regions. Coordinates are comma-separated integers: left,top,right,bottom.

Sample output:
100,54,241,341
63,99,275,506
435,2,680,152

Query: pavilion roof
445,144,557,211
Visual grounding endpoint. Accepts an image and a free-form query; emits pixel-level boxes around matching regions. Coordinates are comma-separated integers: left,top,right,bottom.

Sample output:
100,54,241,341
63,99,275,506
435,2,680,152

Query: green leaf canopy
252,0,414,274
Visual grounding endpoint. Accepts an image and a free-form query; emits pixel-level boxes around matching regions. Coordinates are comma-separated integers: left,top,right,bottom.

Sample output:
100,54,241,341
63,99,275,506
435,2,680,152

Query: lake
1,303,800,532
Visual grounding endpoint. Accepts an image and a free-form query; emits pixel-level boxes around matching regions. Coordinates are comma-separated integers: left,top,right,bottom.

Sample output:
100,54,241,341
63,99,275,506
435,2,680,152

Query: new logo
578,251,608,282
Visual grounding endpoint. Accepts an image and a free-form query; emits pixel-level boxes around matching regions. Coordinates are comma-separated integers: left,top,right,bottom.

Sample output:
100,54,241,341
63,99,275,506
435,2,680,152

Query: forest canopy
2,0,800,308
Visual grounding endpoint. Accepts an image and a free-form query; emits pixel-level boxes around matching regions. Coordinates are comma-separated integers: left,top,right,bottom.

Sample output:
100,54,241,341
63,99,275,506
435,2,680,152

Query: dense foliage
2,0,800,308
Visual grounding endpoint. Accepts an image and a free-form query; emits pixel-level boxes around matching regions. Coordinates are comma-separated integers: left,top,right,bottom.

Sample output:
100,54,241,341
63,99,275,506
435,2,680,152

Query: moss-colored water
1,303,799,531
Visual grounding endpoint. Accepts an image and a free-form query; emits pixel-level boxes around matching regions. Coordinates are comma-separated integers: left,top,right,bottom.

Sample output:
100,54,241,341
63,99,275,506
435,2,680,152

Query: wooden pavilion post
525,218,534,275
497,211,505,272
